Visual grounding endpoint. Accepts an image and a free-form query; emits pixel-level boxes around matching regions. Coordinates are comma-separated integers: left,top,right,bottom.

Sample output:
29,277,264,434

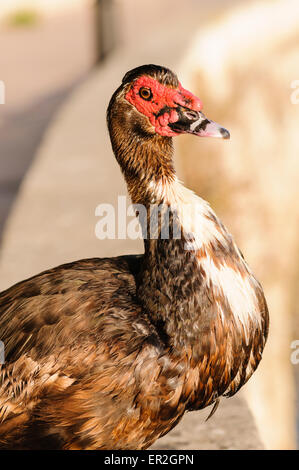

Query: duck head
110,64,230,140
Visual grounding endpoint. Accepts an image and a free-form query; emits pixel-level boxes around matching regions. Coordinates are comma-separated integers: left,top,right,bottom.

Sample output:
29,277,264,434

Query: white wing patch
149,177,261,336
200,255,261,337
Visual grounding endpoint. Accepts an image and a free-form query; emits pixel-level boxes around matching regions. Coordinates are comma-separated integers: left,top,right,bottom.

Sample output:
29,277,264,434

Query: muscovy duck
0,64,269,450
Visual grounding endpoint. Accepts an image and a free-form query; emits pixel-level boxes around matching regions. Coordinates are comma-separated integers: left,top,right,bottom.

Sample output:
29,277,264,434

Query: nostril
185,111,198,120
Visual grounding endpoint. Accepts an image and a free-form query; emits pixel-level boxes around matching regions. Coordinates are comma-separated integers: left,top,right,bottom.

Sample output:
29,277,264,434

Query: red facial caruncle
125,75,203,137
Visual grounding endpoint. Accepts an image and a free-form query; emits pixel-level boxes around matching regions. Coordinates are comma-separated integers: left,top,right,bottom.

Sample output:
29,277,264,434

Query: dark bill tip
219,127,230,139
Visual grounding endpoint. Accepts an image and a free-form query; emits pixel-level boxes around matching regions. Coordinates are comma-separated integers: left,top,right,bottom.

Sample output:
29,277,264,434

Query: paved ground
0,6,95,238
0,0,264,450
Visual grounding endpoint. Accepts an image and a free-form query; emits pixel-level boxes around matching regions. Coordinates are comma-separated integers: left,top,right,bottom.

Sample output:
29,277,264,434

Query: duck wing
0,254,165,449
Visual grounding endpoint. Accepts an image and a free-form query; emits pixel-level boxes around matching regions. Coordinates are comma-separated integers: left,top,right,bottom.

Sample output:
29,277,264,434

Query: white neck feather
148,176,262,339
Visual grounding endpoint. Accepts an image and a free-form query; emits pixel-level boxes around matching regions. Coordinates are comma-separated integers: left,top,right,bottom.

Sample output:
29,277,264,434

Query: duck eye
139,87,152,101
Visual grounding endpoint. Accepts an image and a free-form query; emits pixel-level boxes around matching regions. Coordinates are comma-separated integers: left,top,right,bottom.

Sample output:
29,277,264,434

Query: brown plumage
0,64,269,450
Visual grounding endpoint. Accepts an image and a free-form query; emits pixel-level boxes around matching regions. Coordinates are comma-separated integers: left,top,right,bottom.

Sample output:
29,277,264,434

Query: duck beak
169,106,230,139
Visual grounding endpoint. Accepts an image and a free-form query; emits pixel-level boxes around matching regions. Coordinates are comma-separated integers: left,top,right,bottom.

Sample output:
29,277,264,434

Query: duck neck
107,96,176,201
112,130,209,349
135,176,206,351
109,118,225,350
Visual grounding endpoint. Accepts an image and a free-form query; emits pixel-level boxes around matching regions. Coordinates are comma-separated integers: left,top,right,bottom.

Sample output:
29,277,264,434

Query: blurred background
0,0,298,450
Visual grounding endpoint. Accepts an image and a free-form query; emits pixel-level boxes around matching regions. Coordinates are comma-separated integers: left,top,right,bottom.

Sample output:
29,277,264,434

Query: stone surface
152,396,263,450
0,5,95,238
